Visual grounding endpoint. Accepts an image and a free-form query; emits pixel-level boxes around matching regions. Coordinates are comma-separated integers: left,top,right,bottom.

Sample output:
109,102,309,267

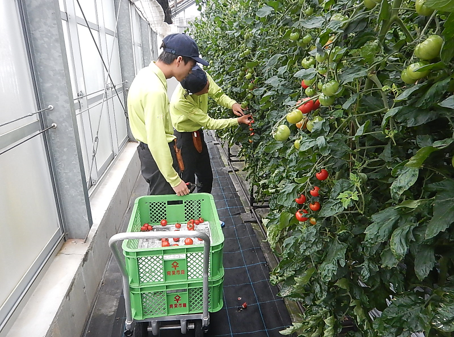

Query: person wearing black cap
170,65,252,193
128,33,209,196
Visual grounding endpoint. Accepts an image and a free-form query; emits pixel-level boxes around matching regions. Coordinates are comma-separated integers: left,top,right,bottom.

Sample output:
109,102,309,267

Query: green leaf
365,208,400,245
439,95,454,109
278,211,294,230
298,16,325,29
293,68,317,79
415,78,450,109
441,39,454,63
335,278,350,290
276,183,299,208
414,245,435,281
381,107,401,130
246,61,259,68
425,180,454,239
256,5,274,17
390,223,415,261
265,75,282,88
295,267,316,286
318,199,344,217
432,291,454,332
390,167,419,202
395,199,429,210
264,141,284,153
406,146,438,168
294,176,309,184
425,0,454,12
319,239,347,281
381,246,399,268
395,106,440,127
394,83,425,102
342,93,359,110
354,120,370,140
339,66,369,84
330,179,355,199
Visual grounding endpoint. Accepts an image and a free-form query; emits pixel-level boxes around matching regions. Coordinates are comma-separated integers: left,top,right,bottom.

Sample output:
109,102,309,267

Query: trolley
109,193,224,336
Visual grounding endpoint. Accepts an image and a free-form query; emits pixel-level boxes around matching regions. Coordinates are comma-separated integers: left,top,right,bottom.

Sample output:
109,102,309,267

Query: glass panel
75,0,97,24
0,3,37,133
101,0,115,31
88,99,113,174
61,21,78,98
106,35,121,84
0,138,61,312
112,95,127,147
135,45,143,73
58,0,66,11
76,110,91,185
77,24,104,94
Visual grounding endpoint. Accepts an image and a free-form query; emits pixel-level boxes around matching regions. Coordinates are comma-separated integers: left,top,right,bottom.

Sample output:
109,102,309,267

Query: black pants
174,130,213,193
137,141,180,195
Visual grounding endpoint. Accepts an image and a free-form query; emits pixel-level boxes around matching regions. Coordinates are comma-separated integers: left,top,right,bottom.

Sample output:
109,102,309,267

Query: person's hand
173,180,190,196
232,103,244,116
237,114,252,125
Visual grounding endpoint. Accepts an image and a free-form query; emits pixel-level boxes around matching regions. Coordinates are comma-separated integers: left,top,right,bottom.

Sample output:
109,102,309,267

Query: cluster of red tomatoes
161,237,195,247
294,169,329,225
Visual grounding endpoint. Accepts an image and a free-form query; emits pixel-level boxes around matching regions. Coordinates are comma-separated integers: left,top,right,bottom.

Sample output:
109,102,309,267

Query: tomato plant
191,0,454,334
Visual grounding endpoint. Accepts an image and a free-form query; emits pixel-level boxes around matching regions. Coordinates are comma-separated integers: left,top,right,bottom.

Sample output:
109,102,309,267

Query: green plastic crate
122,193,224,287
129,274,224,320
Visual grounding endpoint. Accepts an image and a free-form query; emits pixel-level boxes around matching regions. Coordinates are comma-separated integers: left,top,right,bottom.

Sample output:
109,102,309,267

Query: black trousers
137,141,179,195
174,130,213,193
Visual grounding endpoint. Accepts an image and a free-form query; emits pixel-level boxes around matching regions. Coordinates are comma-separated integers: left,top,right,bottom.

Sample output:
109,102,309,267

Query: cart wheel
194,320,204,337
124,329,133,337
134,322,153,337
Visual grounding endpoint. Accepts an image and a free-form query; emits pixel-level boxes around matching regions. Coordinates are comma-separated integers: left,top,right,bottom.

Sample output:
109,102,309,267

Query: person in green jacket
128,33,209,196
170,65,252,193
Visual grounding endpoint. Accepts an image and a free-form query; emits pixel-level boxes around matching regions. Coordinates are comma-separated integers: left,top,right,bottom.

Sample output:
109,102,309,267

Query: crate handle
167,200,183,205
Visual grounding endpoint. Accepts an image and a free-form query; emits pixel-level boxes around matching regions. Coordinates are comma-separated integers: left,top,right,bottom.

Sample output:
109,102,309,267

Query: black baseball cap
162,33,209,66
181,65,208,94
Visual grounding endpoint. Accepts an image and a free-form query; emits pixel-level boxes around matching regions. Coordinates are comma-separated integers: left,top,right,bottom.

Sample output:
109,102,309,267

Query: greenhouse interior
1,0,454,336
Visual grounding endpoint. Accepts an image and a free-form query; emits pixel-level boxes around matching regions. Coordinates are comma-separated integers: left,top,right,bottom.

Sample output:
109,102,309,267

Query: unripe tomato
401,69,415,84
273,125,291,141
305,87,316,96
406,62,429,80
301,56,315,69
364,0,378,9
415,0,434,16
315,53,327,63
321,80,340,96
414,35,443,61
286,109,304,124
302,34,312,44
294,139,301,149
304,77,316,86
289,32,300,41
306,116,323,132
452,156,454,168
318,93,335,106
305,7,314,15
245,73,253,80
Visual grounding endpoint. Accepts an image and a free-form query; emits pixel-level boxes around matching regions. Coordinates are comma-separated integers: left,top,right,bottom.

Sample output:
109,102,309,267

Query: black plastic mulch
83,133,294,337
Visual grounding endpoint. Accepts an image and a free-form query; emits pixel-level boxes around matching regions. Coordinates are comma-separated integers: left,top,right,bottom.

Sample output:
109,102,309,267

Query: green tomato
318,66,328,75
318,93,335,106
331,13,347,22
274,125,291,141
245,73,253,80
321,80,340,96
306,116,324,132
305,7,314,15
414,35,443,61
294,139,301,149
243,49,251,56
400,69,415,84
329,46,343,63
289,32,300,41
304,77,316,86
305,87,316,96
452,156,454,168
364,0,382,9
246,92,254,100
301,57,315,69
297,39,307,47
286,109,304,124
317,82,323,90
415,0,434,16
248,83,255,90
406,62,429,80
316,53,327,63
241,101,249,109
238,71,245,78
302,34,312,44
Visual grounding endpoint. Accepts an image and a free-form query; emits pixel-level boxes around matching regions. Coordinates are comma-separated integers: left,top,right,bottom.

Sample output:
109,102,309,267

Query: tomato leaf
413,245,435,281
354,121,370,140
380,246,399,268
318,199,344,217
432,290,454,332
439,95,454,109
342,93,359,110
293,67,317,79
278,211,294,230
319,239,347,281
298,16,325,29
415,78,450,109
295,267,316,286
425,0,454,12
395,106,440,127
276,183,299,208
394,83,426,102
390,223,416,261
441,39,454,64
425,180,454,239
339,66,369,84
405,146,438,168
365,208,400,245
390,167,419,202
256,5,274,17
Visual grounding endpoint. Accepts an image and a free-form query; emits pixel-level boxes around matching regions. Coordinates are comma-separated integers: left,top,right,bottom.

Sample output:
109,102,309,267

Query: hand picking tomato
295,194,306,204
160,219,167,226
309,202,321,211
316,169,329,180
295,209,309,222
310,187,320,197
185,238,194,245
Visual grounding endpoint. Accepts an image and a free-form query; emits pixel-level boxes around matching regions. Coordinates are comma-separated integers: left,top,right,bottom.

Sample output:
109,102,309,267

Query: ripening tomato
301,80,309,89
316,169,329,180
309,217,317,225
309,202,321,211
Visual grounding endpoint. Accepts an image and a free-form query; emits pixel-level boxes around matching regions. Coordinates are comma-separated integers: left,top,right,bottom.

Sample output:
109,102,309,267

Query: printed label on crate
167,292,189,314
163,254,185,260
164,259,187,282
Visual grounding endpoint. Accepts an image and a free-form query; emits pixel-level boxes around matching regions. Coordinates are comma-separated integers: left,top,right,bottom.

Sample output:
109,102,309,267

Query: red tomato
175,223,181,229
185,238,194,245
162,241,170,247
195,219,200,225
173,238,179,242
147,225,153,231
315,169,329,181
301,80,309,89
297,98,314,114
295,194,307,204
313,99,320,110
310,187,319,197
172,244,179,246
187,223,195,231
295,209,309,222
199,217,204,223
161,238,168,242
160,219,167,226
309,202,321,211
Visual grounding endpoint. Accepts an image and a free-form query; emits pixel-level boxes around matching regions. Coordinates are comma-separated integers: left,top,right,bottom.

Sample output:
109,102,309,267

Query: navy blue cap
181,65,208,94
162,33,209,66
